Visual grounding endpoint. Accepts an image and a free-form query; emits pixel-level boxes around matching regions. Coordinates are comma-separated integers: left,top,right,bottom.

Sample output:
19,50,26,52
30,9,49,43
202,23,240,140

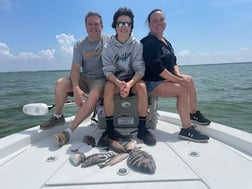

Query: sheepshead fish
83,135,96,147
69,152,86,167
98,153,129,169
81,151,115,168
127,149,156,174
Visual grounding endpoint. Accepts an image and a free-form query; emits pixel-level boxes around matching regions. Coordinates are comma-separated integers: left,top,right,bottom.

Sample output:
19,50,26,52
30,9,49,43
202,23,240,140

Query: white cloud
0,42,55,60
177,49,191,58
17,52,40,60
56,33,76,55
39,49,55,59
0,42,14,58
177,48,252,65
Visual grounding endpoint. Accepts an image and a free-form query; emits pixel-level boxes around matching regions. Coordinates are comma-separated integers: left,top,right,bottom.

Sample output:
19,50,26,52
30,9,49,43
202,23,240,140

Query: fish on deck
81,151,115,168
127,149,156,174
83,135,96,147
69,152,86,167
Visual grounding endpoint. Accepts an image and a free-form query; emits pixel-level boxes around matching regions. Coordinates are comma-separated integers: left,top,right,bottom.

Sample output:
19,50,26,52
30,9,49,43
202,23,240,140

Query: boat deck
0,111,252,189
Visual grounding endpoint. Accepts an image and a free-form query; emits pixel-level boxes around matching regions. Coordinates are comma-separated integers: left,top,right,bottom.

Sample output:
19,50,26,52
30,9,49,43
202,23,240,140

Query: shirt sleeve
131,42,145,76
102,42,116,78
72,41,82,65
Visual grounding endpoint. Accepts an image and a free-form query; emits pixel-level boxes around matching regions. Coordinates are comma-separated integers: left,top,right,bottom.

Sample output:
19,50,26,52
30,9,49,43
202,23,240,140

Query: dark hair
147,9,162,23
112,7,134,29
85,11,103,27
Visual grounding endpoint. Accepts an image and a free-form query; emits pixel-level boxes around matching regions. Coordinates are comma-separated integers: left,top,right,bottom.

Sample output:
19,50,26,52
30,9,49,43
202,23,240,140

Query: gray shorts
145,81,162,94
68,76,106,96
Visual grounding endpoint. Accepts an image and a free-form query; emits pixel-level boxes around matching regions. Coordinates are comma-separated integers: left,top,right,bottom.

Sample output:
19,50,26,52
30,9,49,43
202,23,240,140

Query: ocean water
0,62,252,138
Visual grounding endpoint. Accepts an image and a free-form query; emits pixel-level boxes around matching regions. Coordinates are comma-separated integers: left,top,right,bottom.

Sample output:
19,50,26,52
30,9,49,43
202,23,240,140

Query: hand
177,74,193,87
73,87,85,107
120,81,130,98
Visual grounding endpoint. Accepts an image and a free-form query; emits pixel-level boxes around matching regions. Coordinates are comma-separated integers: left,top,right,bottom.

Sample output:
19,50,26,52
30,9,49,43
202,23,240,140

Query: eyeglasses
116,22,131,27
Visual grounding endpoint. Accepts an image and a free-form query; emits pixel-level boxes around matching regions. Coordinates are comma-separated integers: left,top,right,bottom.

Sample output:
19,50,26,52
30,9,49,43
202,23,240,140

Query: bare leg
132,80,148,117
180,74,197,113
151,81,191,128
103,81,120,116
54,78,73,115
69,88,102,131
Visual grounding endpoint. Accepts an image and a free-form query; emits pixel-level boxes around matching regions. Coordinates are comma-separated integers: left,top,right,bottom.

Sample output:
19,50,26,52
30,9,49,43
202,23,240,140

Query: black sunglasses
116,22,131,27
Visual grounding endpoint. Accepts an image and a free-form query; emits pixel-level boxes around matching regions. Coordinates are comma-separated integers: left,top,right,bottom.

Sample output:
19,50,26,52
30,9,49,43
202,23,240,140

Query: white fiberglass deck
0,111,252,189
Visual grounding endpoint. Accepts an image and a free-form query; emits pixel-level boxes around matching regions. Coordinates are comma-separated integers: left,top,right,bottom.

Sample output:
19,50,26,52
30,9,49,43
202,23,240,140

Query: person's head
111,7,134,41
85,12,103,41
147,9,166,37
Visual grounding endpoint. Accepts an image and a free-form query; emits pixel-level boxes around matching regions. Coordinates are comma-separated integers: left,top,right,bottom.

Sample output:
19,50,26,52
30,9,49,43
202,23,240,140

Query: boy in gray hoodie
100,7,156,146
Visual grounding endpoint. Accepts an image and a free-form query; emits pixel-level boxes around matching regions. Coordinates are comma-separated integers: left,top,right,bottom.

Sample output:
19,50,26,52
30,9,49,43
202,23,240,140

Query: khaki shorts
68,76,106,97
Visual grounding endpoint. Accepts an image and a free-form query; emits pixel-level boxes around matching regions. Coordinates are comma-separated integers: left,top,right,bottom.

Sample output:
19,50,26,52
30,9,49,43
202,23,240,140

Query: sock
54,113,62,119
65,128,72,136
105,116,114,133
138,116,147,132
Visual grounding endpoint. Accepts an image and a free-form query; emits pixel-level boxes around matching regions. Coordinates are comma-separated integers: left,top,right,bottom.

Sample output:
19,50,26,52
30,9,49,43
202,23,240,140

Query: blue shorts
145,81,162,93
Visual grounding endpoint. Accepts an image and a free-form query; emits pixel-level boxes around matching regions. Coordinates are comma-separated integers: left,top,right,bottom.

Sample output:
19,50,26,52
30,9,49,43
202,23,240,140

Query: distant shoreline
0,61,251,74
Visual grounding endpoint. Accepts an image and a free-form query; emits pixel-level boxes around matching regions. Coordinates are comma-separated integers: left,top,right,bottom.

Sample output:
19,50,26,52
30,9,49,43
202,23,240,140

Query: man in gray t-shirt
40,12,110,146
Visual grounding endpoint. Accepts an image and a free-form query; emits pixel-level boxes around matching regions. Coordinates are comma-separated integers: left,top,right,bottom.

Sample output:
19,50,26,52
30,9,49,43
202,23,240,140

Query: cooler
97,95,158,129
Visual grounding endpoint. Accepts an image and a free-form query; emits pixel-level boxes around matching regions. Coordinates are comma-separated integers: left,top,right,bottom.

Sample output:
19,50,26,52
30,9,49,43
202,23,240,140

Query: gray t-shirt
72,35,110,79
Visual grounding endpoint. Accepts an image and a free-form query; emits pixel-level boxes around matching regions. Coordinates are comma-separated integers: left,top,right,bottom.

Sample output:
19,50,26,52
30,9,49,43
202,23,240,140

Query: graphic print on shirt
160,46,171,58
114,52,132,72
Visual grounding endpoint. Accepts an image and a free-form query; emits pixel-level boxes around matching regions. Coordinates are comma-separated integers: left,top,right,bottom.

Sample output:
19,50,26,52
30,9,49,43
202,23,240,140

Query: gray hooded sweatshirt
102,35,145,80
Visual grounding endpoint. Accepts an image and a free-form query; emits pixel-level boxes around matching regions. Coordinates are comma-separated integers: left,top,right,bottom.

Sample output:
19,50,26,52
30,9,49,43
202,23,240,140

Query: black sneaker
179,126,209,143
190,111,211,126
137,129,156,146
40,115,65,130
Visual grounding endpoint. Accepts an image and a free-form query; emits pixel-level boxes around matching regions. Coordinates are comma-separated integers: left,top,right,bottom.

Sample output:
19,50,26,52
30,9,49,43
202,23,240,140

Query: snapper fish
108,139,128,153
81,151,115,168
127,149,156,174
83,135,96,147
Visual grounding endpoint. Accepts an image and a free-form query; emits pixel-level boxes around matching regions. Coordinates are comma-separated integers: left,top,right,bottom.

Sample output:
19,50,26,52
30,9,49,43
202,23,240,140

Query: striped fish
127,149,156,174
98,153,129,168
81,151,115,168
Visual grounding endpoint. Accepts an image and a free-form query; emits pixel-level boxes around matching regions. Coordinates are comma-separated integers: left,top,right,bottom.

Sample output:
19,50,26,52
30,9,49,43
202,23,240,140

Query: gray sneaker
54,131,70,146
40,115,65,130
179,126,209,143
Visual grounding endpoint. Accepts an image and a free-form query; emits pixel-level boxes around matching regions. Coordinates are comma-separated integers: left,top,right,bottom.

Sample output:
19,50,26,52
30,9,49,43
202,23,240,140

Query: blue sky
0,0,252,72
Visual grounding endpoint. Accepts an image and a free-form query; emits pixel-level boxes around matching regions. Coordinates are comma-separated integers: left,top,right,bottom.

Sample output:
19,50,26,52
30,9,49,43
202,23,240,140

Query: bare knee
55,78,71,92
133,81,147,95
88,89,102,100
179,86,190,98
104,81,117,97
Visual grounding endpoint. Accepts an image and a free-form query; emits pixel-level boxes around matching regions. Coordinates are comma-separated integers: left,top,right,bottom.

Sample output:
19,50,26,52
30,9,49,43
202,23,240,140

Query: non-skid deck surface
1,116,252,189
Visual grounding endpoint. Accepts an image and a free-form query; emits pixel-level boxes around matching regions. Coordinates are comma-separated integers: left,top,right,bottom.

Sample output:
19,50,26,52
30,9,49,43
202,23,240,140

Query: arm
173,65,181,76
121,42,145,97
70,63,85,106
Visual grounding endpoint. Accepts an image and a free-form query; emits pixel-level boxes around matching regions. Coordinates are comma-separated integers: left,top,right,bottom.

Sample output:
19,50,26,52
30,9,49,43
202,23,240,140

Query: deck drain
45,155,58,162
187,151,200,157
116,168,129,176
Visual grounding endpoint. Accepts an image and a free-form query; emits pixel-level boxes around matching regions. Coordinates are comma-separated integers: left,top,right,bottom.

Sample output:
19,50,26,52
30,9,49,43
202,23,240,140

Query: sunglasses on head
116,22,131,27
